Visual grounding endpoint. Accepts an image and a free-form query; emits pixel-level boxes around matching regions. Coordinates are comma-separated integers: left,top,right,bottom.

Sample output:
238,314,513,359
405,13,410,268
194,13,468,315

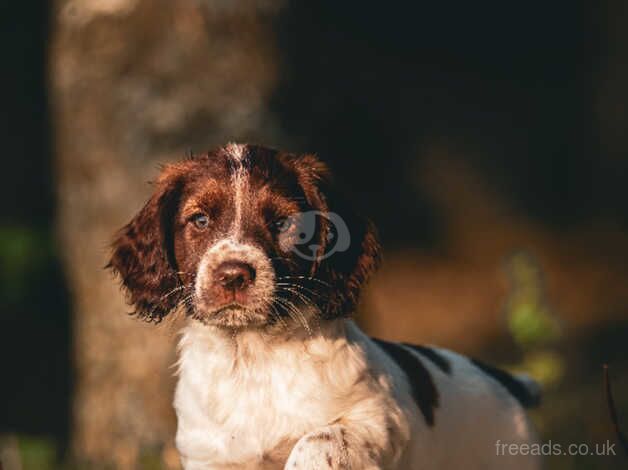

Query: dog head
108,144,380,330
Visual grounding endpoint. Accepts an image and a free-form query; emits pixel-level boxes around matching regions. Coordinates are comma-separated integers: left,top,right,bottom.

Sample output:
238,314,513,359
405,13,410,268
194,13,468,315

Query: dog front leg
284,424,383,470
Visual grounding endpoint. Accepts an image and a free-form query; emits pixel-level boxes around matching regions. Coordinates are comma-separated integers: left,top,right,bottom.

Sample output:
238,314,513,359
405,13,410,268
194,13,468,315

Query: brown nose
213,261,256,291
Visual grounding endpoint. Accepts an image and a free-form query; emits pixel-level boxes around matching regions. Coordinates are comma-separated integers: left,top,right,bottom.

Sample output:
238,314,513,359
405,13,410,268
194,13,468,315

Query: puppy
109,143,541,469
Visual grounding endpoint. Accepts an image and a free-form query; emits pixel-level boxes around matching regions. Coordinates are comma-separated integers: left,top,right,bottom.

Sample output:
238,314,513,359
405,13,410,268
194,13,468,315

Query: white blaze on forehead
225,142,246,161
225,143,249,239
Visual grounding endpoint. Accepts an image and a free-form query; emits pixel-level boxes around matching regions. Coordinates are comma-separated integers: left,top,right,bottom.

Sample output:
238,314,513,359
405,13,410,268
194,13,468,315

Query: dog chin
195,304,268,329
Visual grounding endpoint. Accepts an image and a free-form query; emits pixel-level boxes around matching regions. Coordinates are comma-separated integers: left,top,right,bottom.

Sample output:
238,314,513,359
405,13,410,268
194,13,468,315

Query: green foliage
3,434,171,470
518,350,565,387
0,225,54,306
17,435,57,470
508,302,561,347
504,252,564,388
506,252,562,348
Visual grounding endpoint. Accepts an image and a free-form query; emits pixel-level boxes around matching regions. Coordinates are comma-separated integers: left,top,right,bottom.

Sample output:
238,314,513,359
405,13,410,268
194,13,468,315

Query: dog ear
107,167,185,322
291,154,382,318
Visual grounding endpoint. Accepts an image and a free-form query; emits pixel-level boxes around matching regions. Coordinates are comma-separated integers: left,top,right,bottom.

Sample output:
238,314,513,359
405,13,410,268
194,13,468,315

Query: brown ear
107,169,184,322
292,154,382,318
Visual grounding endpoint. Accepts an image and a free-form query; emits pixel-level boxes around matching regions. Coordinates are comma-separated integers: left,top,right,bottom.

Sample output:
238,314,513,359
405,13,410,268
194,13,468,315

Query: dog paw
284,427,350,470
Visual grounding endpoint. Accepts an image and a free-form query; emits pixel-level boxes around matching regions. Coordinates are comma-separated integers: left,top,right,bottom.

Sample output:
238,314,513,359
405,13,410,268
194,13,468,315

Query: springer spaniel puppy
109,143,541,470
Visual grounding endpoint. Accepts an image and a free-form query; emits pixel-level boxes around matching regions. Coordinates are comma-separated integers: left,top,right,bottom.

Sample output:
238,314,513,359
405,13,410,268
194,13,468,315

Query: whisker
264,299,288,329
276,282,324,299
270,297,300,329
159,283,192,302
275,287,323,335
276,276,331,288
145,284,191,320
276,286,319,312
274,296,312,336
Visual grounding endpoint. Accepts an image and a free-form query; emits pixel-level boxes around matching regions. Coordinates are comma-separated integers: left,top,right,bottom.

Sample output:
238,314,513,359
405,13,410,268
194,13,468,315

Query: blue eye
191,213,210,229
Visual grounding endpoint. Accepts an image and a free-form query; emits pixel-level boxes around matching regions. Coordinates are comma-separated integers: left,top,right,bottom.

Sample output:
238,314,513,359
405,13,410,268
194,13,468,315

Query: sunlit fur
110,144,541,469
175,320,540,469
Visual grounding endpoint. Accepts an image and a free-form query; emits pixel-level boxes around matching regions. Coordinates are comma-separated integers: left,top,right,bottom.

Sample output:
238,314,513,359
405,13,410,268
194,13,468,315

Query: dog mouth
194,301,268,329
211,302,247,316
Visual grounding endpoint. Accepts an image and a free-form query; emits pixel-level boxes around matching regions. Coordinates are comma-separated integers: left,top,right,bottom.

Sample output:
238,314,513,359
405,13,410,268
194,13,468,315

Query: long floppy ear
292,154,382,318
107,168,184,322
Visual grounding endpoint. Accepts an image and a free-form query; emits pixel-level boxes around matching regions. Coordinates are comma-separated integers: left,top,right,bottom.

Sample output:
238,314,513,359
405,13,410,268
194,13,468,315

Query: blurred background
1,1,627,469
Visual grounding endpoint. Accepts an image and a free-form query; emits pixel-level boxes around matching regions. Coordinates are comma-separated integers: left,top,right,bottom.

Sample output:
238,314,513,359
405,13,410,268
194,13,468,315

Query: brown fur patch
306,432,333,442
108,144,381,327
107,167,187,321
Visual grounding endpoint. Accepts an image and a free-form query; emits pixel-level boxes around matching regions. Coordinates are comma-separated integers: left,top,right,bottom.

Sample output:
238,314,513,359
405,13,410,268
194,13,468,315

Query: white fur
174,319,541,469
225,142,246,162
225,142,247,238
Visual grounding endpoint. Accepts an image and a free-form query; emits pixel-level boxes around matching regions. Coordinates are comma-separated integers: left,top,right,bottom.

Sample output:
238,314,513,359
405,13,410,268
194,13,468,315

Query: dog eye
273,217,293,233
191,213,210,229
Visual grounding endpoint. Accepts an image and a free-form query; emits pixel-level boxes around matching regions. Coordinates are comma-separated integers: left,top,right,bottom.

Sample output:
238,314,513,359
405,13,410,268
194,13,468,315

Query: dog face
108,144,380,330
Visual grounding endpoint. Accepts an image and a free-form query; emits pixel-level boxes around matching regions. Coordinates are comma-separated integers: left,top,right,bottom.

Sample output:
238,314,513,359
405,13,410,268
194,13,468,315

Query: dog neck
173,317,386,467
178,317,350,368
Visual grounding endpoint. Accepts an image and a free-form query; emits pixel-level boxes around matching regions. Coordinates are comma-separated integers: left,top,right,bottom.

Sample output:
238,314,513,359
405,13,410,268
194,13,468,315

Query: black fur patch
471,359,540,408
373,339,439,426
403,344,452,375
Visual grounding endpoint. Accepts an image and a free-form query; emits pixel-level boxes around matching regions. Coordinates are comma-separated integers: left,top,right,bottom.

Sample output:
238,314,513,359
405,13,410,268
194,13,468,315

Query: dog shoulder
362,335,541,425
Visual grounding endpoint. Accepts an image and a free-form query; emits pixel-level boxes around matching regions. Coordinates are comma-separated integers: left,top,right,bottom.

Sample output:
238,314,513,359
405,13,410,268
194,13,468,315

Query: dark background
1,1,627,469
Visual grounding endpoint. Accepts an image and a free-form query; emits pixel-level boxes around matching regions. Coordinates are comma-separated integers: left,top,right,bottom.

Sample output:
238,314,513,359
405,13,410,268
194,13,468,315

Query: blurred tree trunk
50,1,282,467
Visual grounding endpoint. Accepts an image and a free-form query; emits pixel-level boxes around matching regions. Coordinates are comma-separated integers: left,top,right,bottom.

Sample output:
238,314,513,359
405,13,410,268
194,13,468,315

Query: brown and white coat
109,143,541,470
